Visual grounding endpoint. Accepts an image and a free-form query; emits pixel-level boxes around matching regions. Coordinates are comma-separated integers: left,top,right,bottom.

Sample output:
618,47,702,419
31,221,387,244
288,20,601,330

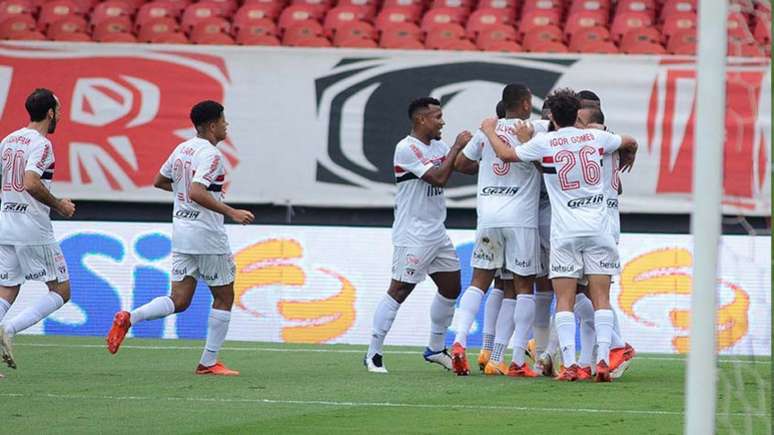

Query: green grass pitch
0,335,769,434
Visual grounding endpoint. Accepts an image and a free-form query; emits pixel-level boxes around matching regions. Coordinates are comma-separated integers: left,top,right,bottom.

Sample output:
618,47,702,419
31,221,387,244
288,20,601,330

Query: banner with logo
8,222,770,356
0,42,769,215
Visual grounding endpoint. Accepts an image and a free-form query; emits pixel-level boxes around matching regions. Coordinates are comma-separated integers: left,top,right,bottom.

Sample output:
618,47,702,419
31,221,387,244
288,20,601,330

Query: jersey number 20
2,149,25,192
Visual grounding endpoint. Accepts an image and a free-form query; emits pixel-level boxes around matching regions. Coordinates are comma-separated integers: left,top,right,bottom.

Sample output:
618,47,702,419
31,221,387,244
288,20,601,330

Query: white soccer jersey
463,119,547,229
0,128,56,245
602,150,621,240
515,126,622,240
392,135,450,247
160,137,230,254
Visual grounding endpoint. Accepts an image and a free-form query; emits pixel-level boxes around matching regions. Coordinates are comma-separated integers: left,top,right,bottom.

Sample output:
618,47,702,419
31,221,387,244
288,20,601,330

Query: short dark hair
501,83,531,112
546,88,580,128
26,88,58,122
495,100,505,119
577,90,601,104
580,102,605,125
190,100,224,128
407,97,440,120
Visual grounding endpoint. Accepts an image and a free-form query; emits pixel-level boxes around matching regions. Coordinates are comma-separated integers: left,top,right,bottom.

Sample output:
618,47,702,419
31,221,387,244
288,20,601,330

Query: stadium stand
0,0,768,54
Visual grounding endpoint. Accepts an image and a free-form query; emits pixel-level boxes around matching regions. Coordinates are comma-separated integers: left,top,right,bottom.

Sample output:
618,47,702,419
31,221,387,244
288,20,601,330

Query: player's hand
453,130,472,150
229,209,254,225
480,117,498,134
619,150,636,173
515,120,534,143
55,198,75,218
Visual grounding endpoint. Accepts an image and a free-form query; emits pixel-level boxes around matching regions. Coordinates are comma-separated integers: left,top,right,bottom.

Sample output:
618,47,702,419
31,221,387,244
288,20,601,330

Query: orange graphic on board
233,239,356,343
618,248,749,353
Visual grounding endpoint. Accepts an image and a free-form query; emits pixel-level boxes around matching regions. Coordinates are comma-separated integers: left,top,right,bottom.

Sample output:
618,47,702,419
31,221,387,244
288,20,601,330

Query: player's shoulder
532,119,551,133
429,138,449,151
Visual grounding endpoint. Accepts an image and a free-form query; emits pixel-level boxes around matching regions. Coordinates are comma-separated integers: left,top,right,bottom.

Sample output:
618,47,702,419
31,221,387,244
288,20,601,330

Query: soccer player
0,88,75,373
450,84,543,377
363,97,471,374
481,89,638,382
106,101,254,376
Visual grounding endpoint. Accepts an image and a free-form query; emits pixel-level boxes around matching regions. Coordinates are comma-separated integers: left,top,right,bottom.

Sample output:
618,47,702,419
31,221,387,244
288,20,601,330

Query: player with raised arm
364,97,471,374
481,89,638,382
106,101,254,376
450,84,544,377
0,88,75,374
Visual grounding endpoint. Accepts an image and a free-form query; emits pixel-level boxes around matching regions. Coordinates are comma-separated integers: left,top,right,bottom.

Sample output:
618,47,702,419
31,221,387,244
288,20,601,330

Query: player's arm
421,130,472,187
454,152,478,175
188,182,254,225
616,134,638,173
153,173,173,192
23,171,74,218
480,117,521,163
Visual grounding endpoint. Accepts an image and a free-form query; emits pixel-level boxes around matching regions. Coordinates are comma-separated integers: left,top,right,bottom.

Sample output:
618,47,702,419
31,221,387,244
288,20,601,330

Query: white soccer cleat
364,353,388,374
423,348,453,371
0,326,16,369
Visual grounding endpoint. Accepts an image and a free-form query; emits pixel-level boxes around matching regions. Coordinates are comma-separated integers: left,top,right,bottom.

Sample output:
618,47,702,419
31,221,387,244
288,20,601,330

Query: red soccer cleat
450,342,470,376
555,364,579,381
195,362,240,376
507,362,540,378
106,311,131,354
576,366,593,381
595,360,612,382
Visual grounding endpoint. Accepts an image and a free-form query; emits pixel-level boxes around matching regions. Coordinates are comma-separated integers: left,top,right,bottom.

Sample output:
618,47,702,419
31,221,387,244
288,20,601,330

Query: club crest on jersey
567,194,604,209
2,202,28,213
314,57,569,201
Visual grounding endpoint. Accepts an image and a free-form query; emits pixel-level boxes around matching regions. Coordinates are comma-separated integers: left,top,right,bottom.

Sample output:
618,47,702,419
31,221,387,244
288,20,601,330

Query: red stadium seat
38,0,80,31
568,25,610,51
621,39,665,54
428,36,474,50
207,0,238,17
661,11,696,44
278,4,323,33
729,0,755,14
521,23,561,47
46,14,87,37
518,9,560,35
96,30,136,41
379,21,421,45
286,34,331,46
0,14,35,38
151,30,190,43
0,0,34,20
522,0,562,15
619,26,661,47
234,17,276,37
568,0,611,16
610,11,653,42
335,34,377,47
69,0,99,15
7,28,44,38
525,39,567,52
189,15,230,37
727,11,754,44
323,6,372,37
191,29,235,44
381,0,422,16
424,21,465,48
49,29,90,40
90,0,133,27
332,19,374,41
660,0,696,22
236,30,280,44
137,16,180,41
282,18,322,42
475,22,516,44
564,10,607,40
431,0,475,10
374,6,420,31
615,0,655,17
337,0,377,18
92,16,132,38
753,14,770,45
574,39,618,53
665,27,695,50
182,2,226,34
465,7,511,38
477,37,521,51
380,36,423,48
136,2,179,31
728,41,765,57
477,0,516,15
238,0,283,20
420,7,467,31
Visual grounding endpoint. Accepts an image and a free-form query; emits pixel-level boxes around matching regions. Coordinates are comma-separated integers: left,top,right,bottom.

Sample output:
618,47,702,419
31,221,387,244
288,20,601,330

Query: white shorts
392,238,460,284
0,243,69,286
537,223,551,278
494,268,513,280
172,252,236,287
549,235,620,279
471,227,541,277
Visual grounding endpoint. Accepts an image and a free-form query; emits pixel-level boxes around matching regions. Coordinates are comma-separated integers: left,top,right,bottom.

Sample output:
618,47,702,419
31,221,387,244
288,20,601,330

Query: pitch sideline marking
14,342,771,365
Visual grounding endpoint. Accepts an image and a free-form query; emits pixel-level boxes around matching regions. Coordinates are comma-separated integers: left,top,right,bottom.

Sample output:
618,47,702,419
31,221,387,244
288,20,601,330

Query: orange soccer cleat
610,343,637,378
106,311,131,354
477,349,491,371
484,360,509,376
555,364,580,381
507,362,540,378
576,366,593,381
195,362,240,376
450,342,470,376
595,360,612,382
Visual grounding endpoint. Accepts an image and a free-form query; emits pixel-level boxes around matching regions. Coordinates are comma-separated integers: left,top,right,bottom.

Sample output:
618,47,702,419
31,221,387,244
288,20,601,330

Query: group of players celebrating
365,84,638,382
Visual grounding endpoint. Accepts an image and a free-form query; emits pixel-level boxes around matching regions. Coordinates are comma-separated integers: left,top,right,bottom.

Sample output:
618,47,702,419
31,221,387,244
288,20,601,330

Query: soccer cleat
450,342,470,376
363,353,388,373
195,361,240,376
611,343,637,379
106,311,131,354
537,352,553,377
0,325,16,369
595,360,612,382
555,364,579,381
526,339,537,364
423,348,453,371
507,362,540,378
477,349,491,371
576,366,593,381
483,360,508,376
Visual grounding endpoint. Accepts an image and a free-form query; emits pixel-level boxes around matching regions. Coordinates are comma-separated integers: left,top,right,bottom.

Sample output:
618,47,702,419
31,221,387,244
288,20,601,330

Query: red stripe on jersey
394,165,406,174
47,162,55,170
598,147,604,156
215,175,225,182
542,156,554,164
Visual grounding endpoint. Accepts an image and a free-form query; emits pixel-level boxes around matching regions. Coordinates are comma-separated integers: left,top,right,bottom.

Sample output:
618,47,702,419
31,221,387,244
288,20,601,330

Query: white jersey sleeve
159,152,174,179
25,139,53,176
192,147,224,188
599,131,623,154
514,134,549,162
395,141,433,179
462,130,485,162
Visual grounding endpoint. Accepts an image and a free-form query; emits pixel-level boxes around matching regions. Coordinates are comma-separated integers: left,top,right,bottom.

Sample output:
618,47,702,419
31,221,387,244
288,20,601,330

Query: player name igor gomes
480,186,520,196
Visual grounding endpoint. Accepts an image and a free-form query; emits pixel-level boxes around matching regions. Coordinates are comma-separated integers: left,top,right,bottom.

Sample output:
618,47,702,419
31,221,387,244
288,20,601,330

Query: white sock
511,294,535,366
0,298,10,323
482,287,503,351
533,291,552,354
611,309,625,348
490,298,516,363
554,311,577,367
3,292,64,336
429,293,456,352
130,296,175,325
545,315,559,355
574,294,596,368
595,309,615,364
453,286,484,347
367,294,400,358
199,308,230,367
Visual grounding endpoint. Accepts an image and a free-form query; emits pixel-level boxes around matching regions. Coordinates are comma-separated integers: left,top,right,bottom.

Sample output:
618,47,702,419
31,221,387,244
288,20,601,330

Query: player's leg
550,237,583,381
426,267,460,371
534,276,555,375
573,282,596,380
484,279,515,375
194,254,238,376
451,266,495,375
478,273,506,370
0,244,22,324
0,244,70,369
505,228,540,377
584,235,620,382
